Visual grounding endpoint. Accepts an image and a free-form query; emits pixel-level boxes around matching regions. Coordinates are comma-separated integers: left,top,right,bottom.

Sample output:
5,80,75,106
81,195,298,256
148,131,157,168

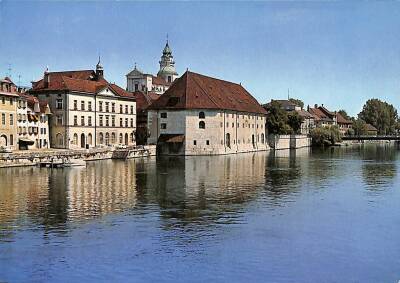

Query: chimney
44,67,50,88
314,104,318,108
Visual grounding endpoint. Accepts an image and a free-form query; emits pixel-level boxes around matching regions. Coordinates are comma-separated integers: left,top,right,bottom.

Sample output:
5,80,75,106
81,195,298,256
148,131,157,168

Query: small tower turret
157,37,178,83
96,56,104,80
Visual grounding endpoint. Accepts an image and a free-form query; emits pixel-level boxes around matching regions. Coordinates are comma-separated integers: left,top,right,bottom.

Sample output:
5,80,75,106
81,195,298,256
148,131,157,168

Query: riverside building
147,71,268,155
30,60,136,149
0,77,18,150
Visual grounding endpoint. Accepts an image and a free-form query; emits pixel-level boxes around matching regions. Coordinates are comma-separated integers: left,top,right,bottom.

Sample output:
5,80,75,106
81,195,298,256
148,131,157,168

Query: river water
0,145,399,282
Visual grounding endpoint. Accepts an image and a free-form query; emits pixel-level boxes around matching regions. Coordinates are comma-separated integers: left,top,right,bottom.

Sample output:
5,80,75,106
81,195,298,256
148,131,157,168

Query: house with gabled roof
29,60,136,149
147,71,268,155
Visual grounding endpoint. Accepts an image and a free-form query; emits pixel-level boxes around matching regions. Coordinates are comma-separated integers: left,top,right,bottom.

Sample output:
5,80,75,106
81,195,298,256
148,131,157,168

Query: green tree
358,99,398,135
352,118,367,136
287,111,304,134
289,98,304,109
265,101,289,134
310,126,342,146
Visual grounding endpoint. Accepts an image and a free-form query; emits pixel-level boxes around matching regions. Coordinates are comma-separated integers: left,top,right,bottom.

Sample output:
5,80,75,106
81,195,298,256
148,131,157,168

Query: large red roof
148,71,266,114
30,70,134,100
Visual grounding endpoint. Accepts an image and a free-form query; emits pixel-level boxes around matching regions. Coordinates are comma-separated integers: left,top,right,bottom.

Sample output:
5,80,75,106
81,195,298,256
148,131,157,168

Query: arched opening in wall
73,133,78,146
87,133,92,146
130,132,134,143
119,133,123,144
111,132,116,144
0,135,7,147
99,132,104,144
226,133,231,148
105,133,110,145
261,133,265,144
80,133,85,148
56,133,64,147
125,133,129,145
199,121,205,129
199,111,205,119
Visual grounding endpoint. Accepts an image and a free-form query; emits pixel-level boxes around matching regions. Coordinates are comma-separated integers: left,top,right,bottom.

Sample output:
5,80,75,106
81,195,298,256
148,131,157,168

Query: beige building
30,61,136,149
0,77,18,150
147,71,268,155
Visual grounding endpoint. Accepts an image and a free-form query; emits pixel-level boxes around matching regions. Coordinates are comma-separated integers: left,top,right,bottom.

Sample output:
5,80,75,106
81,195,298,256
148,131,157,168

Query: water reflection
0,144,398,241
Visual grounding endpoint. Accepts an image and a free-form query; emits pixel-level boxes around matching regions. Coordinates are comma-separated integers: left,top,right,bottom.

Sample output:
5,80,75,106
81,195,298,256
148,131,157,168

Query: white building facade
147,71,269,155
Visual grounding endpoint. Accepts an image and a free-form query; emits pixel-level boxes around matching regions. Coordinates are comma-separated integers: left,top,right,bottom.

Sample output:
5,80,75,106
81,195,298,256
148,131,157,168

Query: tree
310,125,342,146
352,118,367,136
289,98,304,109
265,101,289,134
338,109,351,120
358,99,398,135
287,111,304,134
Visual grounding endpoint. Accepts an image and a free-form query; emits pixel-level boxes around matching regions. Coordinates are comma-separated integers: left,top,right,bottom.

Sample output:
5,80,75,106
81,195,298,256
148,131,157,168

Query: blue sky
0,1,399,116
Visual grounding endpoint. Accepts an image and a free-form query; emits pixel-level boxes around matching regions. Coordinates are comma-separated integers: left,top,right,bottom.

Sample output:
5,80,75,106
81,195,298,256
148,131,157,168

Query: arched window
0,135,7,147
87,133,92,145
56,133,64,147
111,132,116,144
119,133,123,144
261,133,265,144
105,133,110,145
99,132,104,144
199,121,205,129
199,111,205,119
73,133,78,145
125,133,129,145
130,132,134,142
226,133,230,148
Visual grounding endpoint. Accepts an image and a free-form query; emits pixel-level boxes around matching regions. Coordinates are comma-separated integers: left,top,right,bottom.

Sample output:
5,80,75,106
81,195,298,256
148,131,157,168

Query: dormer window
199,112,205,119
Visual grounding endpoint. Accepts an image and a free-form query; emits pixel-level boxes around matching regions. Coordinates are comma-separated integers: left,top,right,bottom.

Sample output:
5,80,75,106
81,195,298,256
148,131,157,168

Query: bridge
342,136,400,141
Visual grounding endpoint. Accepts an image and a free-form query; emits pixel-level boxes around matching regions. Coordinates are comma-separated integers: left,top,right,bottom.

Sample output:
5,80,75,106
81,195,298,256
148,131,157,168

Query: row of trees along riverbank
265,98,400,147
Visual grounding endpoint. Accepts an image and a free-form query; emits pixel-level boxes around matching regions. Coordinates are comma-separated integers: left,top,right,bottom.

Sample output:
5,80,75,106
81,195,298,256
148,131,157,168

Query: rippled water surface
1,145,400,282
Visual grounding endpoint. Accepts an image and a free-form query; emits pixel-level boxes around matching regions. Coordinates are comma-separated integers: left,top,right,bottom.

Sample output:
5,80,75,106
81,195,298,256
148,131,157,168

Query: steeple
157,37,178,83
96,56,104,80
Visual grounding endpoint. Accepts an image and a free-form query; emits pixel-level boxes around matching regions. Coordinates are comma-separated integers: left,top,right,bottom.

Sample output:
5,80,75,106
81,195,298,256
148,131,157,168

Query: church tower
157,39,178,83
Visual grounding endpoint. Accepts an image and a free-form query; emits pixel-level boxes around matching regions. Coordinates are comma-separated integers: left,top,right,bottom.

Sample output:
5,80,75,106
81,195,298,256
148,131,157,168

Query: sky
0,1,399,116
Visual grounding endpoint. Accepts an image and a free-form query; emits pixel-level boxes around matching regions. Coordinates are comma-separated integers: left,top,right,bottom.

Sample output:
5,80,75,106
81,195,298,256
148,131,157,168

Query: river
0,144,399,282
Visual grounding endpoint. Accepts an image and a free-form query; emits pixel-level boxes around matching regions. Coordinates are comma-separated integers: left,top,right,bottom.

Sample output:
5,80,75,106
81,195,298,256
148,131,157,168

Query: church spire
158,38,178,83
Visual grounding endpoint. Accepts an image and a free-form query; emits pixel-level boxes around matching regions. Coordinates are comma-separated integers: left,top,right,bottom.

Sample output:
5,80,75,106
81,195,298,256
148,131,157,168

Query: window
119,133,123,144
199,111,205,119
73,100,78,110
1,97,5,104
130,105,134,114
105,115,109,126
73,133,78,145
161,123,167,129
232,123,234,128
161,112,167,118
99,115,103,126
56,99,63,109
111,132,116,144
226,122,229,128
81,116,84,126
10,98,13,105
130,118,134,127
135,83,138,91
206,140,209,145
125,105,128,114
125,118,128,127
112,116,115,127
9,114,13,126
1,113,5,125
193,140,197,145
74,115,78,126
168,76,172,83
99,101,103,112
112,103,115,113
88,101,92,111
88,116,92,126
81,101,85,111
105,102,109,112
10,135,13,146
120,105,123,113
220,122,223,127
120,118,123,127
199,121,205,129
57,115,63,126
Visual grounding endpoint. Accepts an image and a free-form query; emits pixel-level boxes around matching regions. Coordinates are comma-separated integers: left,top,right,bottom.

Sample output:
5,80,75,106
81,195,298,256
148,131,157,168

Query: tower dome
157,39,178,83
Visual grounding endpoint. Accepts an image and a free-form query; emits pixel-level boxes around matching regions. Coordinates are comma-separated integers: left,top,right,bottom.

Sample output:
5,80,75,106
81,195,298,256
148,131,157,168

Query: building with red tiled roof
29,60,136,149
336,112,353,135
147,71,268,155
308,104,337,127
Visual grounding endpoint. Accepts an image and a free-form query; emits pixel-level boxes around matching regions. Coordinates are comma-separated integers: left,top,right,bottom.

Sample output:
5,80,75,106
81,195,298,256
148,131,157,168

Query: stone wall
268,134,311,150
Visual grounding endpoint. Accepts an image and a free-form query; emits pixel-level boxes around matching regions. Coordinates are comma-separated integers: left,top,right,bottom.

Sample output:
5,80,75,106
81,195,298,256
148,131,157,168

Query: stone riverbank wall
0,146,157,168
267,134,311,150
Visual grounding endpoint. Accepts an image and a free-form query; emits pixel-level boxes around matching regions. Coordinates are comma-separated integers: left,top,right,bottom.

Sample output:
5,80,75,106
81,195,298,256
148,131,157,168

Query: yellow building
0,77,18,150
